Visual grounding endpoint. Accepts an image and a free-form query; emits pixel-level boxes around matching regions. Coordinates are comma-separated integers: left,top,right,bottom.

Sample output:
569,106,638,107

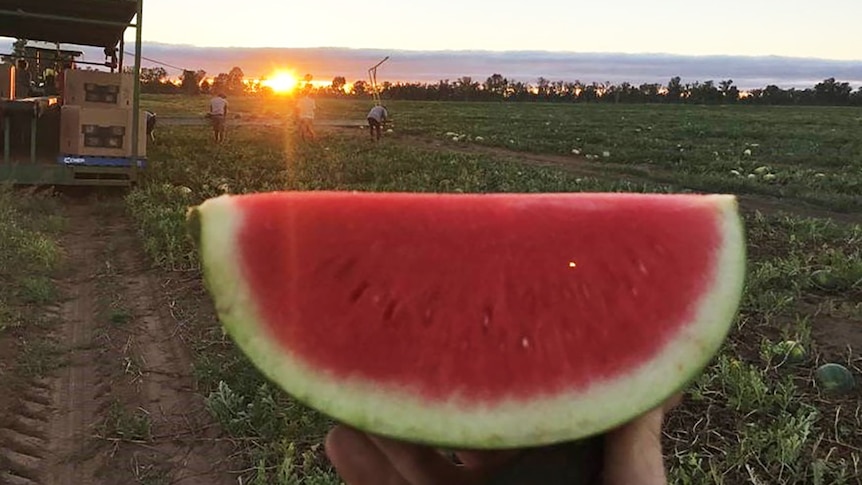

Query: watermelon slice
189,191,746,449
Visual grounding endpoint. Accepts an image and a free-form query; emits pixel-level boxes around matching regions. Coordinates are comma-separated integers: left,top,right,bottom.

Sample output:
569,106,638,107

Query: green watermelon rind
189,192,747,450
815,363,856,394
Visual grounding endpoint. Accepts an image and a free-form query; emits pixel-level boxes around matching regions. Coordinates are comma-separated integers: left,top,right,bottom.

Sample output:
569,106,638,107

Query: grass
668,212,862,484
386,101,862,212
0,185,65,381
99,399,153,441
94,236,136,329
144,96,862,212
0,186,63,325
130,98,861,484
17,337,64,377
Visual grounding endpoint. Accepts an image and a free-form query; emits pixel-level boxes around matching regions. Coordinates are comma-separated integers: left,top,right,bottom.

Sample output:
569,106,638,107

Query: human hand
324,393,682,485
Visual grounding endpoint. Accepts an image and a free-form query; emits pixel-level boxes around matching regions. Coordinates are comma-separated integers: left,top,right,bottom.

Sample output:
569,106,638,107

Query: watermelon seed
521,337,530,349
423,308,433,326
349,281,370,302
383,301,398,321
638,261,648,275
482,307,493,333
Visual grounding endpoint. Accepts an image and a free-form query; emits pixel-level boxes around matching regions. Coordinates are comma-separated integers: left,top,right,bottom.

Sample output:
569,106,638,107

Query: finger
663,392,683,412
368,433,485,485
602,394,680,485
325,425,409,485
617,392,683,436
603,431,666,485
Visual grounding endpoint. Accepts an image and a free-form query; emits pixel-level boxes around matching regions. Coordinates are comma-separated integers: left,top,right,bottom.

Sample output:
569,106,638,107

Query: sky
129,0,862,61
3,0,862,89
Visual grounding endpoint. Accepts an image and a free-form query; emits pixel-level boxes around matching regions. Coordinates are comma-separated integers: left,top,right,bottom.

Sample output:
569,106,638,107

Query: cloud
4,39,861,90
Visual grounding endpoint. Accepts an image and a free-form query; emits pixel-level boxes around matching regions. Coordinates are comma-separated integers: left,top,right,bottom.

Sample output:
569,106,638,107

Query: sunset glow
127,1,862,63
262,70,298,94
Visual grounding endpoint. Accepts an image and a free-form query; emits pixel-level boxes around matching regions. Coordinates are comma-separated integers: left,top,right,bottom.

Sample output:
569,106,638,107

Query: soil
809,307,862,362
0,193,237,485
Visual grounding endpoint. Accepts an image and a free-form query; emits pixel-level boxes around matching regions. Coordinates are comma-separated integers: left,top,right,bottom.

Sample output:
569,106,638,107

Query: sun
263,70,298,94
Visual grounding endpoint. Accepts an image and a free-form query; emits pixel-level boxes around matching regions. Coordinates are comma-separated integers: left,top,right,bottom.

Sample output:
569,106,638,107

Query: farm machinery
0,0,146,186
367,55,389,106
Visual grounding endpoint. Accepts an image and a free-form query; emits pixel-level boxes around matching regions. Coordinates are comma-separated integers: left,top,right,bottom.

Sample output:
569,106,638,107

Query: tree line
139,66,862,107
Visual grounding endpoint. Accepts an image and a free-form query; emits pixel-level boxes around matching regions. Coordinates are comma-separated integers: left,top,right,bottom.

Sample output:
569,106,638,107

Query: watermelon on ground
188,191,747,449
815,363,855,394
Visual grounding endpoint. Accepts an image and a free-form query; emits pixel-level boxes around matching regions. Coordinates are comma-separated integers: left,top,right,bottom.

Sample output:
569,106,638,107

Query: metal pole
367,56,389,106
130,0,142,181
118,37,125,72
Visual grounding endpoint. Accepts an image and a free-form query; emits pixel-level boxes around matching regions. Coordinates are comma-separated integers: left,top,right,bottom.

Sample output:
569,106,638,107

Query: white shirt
297,96,316,119
367,105,388,122
210,96,228,115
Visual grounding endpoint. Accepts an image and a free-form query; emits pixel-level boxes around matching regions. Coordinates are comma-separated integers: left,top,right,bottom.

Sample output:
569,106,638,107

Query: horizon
4,39,862,91
12,41,858,92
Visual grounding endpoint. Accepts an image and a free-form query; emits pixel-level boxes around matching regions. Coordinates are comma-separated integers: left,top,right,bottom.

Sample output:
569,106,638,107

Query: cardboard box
0,63,15,99
60,105,147,157
63,69,133,108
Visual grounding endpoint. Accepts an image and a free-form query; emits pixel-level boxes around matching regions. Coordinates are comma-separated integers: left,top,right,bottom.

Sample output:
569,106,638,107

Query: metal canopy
0,0,138,48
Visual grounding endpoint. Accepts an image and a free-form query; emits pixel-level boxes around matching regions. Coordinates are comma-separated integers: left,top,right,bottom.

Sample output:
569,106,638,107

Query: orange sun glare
263,71,298,94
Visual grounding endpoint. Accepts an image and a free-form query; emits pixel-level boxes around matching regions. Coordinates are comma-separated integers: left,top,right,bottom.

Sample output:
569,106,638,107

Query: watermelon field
1,96,861,484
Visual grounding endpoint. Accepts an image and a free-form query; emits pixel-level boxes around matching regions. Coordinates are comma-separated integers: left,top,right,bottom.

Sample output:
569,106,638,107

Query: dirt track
0,196,235,485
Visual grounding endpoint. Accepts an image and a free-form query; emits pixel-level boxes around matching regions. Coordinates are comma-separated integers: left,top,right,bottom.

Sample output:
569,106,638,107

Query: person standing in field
15,59,31,98
208,92,229,143
296,89,317,141
43,66,57,95
366,104,389,142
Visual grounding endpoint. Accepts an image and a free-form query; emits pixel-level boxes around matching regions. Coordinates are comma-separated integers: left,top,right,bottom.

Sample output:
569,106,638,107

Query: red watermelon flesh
190,191,746,449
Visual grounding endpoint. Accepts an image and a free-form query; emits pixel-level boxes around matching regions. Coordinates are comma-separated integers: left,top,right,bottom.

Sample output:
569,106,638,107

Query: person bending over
366,104,389,142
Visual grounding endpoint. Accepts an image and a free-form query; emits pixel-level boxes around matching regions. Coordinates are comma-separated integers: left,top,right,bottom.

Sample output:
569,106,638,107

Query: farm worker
43,67,57,95
208,92,229,143
366,104,389,142
324,393,681,485
145,111,157,142
296,89,317,141
15,59,31,98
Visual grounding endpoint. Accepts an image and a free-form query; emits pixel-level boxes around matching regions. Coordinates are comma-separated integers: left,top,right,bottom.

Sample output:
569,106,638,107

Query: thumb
602,394,681,485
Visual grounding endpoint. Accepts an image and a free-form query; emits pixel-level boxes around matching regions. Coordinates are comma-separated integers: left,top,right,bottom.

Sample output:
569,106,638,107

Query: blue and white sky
3,0,862,88
131,0,862,60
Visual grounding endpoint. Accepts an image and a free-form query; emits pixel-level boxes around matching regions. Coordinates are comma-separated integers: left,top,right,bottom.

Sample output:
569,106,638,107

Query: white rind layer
193,193,746,449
